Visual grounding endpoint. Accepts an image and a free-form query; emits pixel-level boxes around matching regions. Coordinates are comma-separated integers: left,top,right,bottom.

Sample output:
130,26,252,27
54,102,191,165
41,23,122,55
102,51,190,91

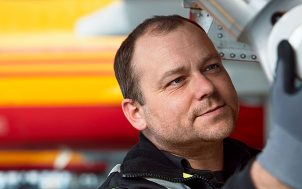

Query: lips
201,104,225,116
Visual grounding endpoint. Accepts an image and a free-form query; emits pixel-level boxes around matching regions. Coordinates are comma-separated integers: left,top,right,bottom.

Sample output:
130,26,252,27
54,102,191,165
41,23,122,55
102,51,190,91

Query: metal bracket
183,0,259,63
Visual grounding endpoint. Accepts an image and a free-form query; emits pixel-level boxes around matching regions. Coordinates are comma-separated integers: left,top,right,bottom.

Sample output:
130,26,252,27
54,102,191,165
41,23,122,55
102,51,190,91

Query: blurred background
0,0,267,188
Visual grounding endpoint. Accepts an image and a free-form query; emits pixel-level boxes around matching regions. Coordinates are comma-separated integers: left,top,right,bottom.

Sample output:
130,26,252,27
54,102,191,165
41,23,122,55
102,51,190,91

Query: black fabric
99,133,259,189
222,159,256,189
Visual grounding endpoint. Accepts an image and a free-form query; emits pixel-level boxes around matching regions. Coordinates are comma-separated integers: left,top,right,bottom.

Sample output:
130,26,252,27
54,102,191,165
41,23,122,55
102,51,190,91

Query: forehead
131,22,217,79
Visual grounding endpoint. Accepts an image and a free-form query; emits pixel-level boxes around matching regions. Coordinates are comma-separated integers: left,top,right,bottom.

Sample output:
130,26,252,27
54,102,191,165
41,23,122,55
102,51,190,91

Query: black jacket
99,134,259,189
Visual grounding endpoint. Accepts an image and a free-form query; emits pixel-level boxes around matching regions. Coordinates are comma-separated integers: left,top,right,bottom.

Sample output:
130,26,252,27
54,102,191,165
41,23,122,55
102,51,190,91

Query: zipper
122,173,218,189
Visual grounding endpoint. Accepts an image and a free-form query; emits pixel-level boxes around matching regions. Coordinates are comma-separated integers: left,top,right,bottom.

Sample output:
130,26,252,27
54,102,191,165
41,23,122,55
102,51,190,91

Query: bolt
240,54,246,59
230,53,236,58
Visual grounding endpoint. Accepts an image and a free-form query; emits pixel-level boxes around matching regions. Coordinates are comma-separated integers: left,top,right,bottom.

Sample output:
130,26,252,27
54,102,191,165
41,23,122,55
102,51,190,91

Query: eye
204,64,221,73
168,76,186,86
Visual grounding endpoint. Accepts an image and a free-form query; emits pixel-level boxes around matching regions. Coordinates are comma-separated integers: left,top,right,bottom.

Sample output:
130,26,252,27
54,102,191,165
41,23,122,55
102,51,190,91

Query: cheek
169,97,185,109
216,77,238,111
148,94,190,122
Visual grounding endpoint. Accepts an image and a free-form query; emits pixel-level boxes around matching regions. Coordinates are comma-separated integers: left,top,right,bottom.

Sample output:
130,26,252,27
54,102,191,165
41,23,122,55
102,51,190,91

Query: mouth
201,104,226,116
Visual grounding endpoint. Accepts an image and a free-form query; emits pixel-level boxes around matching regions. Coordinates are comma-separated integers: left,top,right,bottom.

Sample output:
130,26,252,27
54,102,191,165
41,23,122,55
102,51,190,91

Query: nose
190,73,215,100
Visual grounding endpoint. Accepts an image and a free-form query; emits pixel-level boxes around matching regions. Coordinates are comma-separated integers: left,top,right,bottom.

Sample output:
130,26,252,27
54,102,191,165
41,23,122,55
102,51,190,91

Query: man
99,15,259,189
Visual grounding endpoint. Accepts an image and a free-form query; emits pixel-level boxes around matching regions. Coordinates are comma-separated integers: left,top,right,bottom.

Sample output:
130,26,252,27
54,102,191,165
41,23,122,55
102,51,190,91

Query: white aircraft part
75,0,189,36
268,4,302,81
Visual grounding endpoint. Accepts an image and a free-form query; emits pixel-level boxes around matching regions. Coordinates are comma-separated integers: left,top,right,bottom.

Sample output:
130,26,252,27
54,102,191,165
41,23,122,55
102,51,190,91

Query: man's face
132,23,238,147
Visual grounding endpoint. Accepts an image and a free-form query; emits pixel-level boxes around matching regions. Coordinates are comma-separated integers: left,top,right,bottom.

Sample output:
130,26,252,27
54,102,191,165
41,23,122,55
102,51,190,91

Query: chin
195,120,235,142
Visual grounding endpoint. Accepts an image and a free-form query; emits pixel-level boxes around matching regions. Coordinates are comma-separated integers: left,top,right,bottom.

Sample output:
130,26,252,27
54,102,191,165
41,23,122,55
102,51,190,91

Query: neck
150,136,224,171
181,141,224,171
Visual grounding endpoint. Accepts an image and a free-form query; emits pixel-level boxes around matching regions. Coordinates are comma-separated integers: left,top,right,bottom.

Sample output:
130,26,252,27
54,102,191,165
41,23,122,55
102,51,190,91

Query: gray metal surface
194,0,270,38
189,9,259,64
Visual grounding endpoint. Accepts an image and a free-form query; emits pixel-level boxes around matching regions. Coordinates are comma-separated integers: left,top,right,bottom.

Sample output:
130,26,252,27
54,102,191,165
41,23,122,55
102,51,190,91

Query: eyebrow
202,53,221,63
159,66,188,83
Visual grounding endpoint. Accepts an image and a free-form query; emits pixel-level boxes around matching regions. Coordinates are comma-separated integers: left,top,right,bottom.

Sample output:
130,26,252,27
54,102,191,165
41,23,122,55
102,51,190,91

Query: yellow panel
0,150,85,165
0,151,58,165
0,63,113,74
0,34,124,63
0,52,116,61
0,31,126,107
0,33,124,48
0,0,118,33
0,76,123,107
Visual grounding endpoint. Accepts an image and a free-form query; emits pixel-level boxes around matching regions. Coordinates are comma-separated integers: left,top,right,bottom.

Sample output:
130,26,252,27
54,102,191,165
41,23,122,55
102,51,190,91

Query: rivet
218,25,223,30
230,53,236,58
219,52,224,57
240,54,246,59
251,55,257,60
217,33,223,38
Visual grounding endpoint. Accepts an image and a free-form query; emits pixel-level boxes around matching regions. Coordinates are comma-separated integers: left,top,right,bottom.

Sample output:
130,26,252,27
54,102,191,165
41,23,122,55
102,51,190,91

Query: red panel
0,163,106,173
0,104,263,149
231,105,264,149
0,106,138,149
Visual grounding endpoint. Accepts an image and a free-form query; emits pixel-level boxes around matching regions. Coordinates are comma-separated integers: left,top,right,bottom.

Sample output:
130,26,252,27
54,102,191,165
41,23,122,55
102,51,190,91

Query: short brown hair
114,15,204,105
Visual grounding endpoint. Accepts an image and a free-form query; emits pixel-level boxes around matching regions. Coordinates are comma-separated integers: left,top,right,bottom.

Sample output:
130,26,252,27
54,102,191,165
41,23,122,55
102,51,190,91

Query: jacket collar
121,133,259,180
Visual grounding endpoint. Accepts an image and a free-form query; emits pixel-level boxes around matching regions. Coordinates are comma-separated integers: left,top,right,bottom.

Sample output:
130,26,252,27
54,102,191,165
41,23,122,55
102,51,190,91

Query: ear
121,99,147,131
